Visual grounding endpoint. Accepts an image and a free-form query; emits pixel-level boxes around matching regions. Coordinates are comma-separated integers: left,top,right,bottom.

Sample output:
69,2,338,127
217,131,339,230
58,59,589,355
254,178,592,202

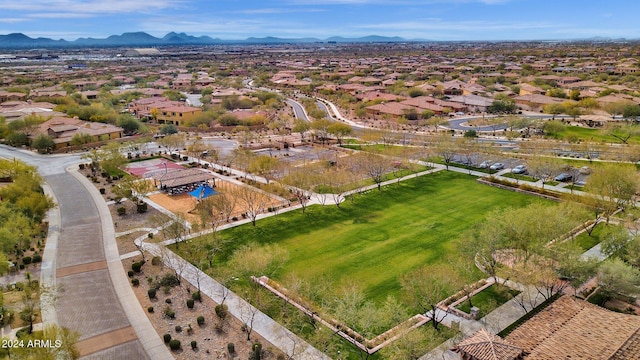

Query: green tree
159,123,178,135
116,114,141,135
597,258,640,304
31,134,56,153
327,122,352,145
584,163,639,212
248,155,280,184
292,119,310,141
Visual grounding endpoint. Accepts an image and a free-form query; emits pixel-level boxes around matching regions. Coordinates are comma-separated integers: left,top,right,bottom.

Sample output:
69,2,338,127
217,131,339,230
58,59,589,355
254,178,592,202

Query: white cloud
0,0,185,14
0,18,28,23
286,0,510,4
234,7,325,15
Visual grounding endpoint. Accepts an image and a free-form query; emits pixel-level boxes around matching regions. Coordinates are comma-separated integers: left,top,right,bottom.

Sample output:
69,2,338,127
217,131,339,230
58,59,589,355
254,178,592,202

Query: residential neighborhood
0,18,640,360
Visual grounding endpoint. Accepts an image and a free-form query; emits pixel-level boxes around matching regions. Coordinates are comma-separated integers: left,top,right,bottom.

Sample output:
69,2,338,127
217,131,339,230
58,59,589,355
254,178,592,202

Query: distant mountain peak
0,31,409,48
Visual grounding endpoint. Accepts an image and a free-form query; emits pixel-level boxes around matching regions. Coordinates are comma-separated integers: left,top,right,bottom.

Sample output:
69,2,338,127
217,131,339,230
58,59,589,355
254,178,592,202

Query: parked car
554,173,573,182
579,166,592,175
479,160,493,169
511,164,527,174
490,162,505,170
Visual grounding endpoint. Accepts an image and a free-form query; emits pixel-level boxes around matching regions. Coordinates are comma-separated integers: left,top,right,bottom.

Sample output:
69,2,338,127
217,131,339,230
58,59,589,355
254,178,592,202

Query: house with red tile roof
452,296,640,360
34,117,123,149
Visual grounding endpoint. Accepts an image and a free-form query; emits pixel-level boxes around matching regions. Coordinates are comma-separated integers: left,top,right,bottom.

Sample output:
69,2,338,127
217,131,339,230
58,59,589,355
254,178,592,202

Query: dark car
554,173,573,182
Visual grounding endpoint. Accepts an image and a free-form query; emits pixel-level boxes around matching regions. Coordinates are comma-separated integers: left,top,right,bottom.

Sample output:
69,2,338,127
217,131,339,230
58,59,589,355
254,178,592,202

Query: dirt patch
127,256,284,360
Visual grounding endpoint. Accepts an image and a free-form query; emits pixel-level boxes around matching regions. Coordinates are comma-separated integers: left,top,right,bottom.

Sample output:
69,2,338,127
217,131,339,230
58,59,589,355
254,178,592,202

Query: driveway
0,146,169,359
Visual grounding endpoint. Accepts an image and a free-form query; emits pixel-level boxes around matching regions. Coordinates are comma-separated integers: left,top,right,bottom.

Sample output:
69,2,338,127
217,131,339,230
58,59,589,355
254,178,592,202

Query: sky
0,0,638,41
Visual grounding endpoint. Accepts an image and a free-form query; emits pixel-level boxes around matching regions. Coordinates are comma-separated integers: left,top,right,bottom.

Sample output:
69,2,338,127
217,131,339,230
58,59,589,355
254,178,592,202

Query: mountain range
0,32,409,48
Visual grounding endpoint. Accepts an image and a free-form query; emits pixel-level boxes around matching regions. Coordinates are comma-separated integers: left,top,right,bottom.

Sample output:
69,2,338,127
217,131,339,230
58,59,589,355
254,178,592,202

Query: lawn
550,125,640,145
180,171,547,304
573,223,607,251
457,284,520,318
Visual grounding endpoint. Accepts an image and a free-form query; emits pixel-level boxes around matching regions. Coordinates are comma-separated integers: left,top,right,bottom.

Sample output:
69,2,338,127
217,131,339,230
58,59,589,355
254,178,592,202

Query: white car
479,160,493,169
489,162,505,170
511,165,527,174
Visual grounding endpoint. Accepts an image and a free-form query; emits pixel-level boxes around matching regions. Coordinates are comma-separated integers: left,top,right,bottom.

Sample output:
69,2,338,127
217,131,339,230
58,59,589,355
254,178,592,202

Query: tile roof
506,296,640,360
452,328,525,360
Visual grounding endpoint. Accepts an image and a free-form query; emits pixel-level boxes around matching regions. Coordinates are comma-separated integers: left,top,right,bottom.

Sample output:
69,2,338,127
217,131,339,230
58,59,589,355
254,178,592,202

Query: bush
99,188,106,194
147,306,154,313
169,339,181,351
163,307,175,319
197,315,205,325
190,340,197,350
22,256,32,265
131,261,143,273
147,233,153,239
227,343,235,354
136,202,148,213
215,304,228,319
175,325,182,333
117,207,126,216
158,273,180,287
131,278,140,287
127,270,134,278
32,254,42,263
186,299,194,309
163,334,171,343
151,256,161,266
148,288,157,299
191,291,201,302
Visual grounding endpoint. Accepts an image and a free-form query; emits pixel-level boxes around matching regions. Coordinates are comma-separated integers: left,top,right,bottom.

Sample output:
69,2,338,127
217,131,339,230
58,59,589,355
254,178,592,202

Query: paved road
0,146,169,360
286,98,309,121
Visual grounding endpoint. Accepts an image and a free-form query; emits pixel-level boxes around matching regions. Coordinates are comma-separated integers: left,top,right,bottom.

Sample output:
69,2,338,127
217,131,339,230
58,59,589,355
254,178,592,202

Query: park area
175,170,548,315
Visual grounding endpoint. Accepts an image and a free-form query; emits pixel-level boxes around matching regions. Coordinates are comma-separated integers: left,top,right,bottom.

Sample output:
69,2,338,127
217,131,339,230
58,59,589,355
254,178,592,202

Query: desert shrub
151,256,161,266
131,261,143,273
169,339,181,351
147,306,154,313
190,340,197,350
157,273,180,287
197,316,205,325
127,271,134,278
186,299,194,309
99,188,106,194
215,304,228,319
163,306,175,319
22,256,32,265
131,278,140,287
148,288,157,299
165,298,172,304
136,202,148,213
117,207,126,216
227,343,235,354
32,254,42,263
163,334,171,343
191,291,201,302
175,325,182,333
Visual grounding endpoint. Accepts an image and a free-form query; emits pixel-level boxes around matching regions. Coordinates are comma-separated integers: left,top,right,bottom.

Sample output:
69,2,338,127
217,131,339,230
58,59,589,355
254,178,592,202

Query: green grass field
550,125,640,144
457,284,520,317
573,223,607,251
181,171,547,304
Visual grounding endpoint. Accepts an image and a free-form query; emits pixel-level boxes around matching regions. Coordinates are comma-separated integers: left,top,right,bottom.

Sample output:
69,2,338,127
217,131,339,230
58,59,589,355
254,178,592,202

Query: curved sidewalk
39,166,171,360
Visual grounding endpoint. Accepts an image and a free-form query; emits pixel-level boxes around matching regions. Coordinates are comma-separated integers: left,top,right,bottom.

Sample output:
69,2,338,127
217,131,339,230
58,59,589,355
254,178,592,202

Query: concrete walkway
136,235,330,360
